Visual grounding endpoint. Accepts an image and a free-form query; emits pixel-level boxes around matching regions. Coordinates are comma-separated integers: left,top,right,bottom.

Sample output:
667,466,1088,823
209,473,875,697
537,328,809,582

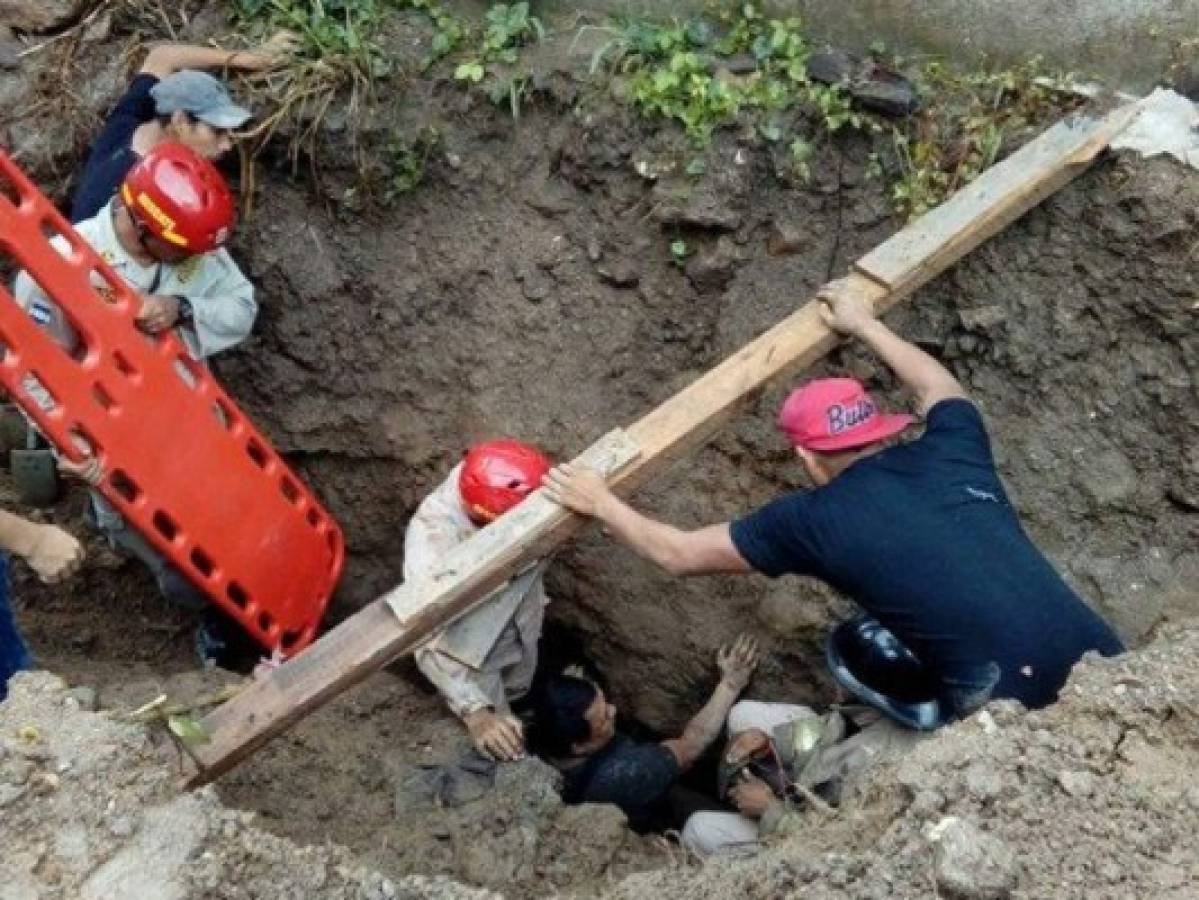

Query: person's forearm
143,43,270,77
664,679,744,770
0,510,41,557
852,319,963,412
593,494,694,575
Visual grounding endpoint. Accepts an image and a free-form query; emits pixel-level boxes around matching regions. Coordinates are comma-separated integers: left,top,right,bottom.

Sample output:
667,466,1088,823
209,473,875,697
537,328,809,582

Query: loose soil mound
602,618,1199,899
0,670,496,900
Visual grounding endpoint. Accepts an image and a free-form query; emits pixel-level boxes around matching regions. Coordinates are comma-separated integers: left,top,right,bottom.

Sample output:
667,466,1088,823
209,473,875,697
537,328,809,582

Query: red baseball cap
777,377,914,452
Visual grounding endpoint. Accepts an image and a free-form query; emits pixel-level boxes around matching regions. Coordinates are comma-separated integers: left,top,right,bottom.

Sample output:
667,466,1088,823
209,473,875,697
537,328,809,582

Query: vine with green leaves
879,57,1079,218
583,4,863,149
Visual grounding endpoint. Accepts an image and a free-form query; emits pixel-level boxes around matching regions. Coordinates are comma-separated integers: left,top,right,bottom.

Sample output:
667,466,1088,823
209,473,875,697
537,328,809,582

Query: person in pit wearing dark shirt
543,276,1123,755
69,31,297,223
535,635,760,831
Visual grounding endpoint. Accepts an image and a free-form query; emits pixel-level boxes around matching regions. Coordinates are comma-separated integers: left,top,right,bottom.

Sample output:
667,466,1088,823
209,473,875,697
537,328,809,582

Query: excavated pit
1,3,1197,897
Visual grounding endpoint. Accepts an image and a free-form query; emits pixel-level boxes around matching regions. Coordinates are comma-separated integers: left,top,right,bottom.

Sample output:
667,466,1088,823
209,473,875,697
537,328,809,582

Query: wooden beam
184,103,1138,787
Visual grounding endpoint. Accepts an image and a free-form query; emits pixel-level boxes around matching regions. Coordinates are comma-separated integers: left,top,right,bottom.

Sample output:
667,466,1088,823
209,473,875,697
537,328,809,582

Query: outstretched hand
817,277,877,337
24,524,84,584
717,633,762,692
542,463,612,519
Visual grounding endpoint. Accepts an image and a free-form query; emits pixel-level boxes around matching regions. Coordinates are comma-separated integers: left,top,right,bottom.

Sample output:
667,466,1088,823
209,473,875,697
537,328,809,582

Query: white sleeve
414,645,496,718
403,481,465,583
185,250,257,358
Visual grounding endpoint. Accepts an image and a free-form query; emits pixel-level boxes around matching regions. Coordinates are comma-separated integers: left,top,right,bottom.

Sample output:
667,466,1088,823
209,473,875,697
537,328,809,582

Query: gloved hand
463,708,526,762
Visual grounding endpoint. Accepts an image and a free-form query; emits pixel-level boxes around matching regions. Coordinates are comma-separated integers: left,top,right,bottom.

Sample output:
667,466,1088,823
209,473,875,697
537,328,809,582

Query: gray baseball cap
150,70,252,129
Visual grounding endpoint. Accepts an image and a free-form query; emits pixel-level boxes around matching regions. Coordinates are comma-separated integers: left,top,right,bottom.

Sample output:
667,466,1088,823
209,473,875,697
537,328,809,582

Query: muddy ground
0,1,1197,897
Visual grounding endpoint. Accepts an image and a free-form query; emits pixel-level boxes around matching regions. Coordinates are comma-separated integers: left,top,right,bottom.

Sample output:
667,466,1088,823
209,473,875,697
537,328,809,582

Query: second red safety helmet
120,141,235,254
459,439,552,524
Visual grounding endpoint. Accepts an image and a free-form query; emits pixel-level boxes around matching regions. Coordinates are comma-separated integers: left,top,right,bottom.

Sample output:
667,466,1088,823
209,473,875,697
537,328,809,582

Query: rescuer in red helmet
14,141,258,666
405,439,554,761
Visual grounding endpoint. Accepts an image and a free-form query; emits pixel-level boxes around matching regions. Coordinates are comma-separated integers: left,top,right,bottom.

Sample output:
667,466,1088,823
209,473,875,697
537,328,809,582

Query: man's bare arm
820,278,967,415
662,635,760,770
542,465,752,576
140,32,297,79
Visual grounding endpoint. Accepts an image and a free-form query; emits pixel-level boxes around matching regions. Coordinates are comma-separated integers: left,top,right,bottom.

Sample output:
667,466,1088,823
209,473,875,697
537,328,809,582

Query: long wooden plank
184,103,1137,787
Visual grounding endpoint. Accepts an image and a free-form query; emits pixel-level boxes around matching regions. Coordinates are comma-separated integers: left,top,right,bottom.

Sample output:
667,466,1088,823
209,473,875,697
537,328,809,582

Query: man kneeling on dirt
15,142,257,664
543,278,1125,835
405,439,556,762
533,635,761,832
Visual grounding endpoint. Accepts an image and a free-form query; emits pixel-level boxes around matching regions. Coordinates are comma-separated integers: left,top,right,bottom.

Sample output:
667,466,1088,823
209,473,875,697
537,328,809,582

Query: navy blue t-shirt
561,734,679,831
731,399,1123,711
70,74,159,223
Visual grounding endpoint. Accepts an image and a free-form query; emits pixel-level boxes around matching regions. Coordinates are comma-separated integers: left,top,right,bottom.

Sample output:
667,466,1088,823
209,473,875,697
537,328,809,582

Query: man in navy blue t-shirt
70,32,296,222
544,278,1123,720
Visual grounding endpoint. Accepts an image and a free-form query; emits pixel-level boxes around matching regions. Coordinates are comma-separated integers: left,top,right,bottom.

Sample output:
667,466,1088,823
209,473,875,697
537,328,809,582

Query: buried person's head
534,674,617,758
777,377,914,486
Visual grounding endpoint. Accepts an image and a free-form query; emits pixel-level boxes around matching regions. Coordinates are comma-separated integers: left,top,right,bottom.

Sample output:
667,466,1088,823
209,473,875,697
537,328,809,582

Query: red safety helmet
120,141,235,254
459,439,552,524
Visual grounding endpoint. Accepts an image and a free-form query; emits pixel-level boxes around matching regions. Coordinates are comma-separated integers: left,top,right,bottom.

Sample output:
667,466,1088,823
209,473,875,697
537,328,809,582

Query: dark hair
532,675,598,757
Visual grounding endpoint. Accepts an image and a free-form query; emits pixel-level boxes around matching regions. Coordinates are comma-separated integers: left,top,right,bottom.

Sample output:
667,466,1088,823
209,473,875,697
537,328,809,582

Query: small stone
108,815,136,838
521,276,550,303
910,789,945,819
0,782,27,807
66,686,100,712
1056,770,1096,799
722,53,758,75
30,772,60,795
930,817,1017,899
596,259,640,288
686,236,740,292
0,0,80,31
959,305,1007,331
0,26,20,71
767,219,810,256
964,765,1005,803
586,238,602,263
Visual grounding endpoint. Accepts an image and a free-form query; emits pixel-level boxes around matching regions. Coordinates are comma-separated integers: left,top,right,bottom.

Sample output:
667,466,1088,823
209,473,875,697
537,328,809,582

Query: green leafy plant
454,2,544,95
629,51,741,144
454,61,485,82
231,0,395,165
670,238,690,266
386,128,440,199
786,136,813,182
591,4,858,148
481,2,544,63
398,0,467,68
488,74,532,121
884,56,1079,218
